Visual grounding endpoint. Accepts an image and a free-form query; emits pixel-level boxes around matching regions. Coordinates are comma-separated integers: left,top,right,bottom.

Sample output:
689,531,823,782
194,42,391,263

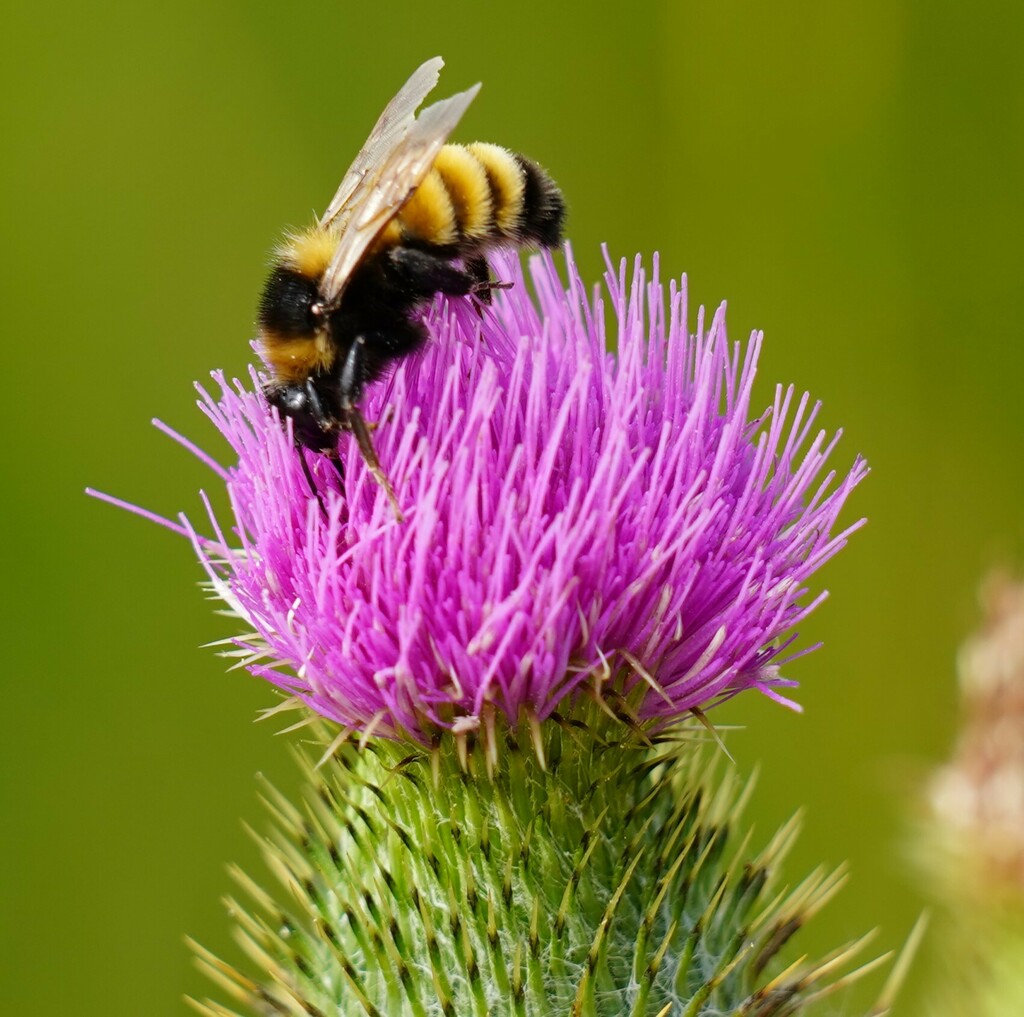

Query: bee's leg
363,408,393,433
464,254,513,305
465,255,492,306
388,247,478,300
339,337,403,522
295,380,345,517
347,408,402,522
301,380,334,439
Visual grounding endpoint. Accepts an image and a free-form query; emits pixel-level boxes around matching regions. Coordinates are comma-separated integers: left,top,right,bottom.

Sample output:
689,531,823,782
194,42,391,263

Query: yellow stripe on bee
277,227,338,280
466,143,525,236
433,145,494,241
396,168,458,247
260,332,336,383
375,218,403,250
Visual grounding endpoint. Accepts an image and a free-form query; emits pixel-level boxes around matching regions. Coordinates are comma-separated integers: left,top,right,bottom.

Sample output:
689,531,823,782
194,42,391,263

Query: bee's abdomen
393,142,565,251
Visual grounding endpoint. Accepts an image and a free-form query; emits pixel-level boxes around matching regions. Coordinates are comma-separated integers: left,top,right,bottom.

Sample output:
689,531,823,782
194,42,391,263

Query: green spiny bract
188,710,878,1017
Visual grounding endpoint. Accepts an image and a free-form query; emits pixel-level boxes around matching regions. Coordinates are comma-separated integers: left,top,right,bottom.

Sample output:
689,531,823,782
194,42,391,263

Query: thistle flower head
930,574,1024,899
125,249,865,743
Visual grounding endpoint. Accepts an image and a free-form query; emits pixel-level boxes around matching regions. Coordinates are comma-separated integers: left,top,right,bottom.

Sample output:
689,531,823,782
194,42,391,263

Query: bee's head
264,381,337,453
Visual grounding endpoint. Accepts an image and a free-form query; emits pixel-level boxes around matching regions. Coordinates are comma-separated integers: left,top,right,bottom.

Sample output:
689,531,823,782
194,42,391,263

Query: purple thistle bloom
100,248,866,742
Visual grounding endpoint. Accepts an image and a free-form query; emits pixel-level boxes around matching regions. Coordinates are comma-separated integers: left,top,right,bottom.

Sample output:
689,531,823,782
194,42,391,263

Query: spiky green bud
188,709,887,1016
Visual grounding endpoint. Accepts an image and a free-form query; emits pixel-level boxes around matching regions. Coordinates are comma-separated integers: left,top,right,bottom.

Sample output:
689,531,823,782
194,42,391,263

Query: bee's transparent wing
319,82,481,308
319,57,445,229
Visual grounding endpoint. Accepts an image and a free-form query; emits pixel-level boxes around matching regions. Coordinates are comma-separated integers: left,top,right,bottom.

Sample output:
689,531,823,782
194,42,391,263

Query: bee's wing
320,57,445,229
319,82,481,308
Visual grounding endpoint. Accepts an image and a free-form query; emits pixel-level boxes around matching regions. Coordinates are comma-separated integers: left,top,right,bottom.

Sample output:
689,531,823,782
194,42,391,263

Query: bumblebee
257,57,566,514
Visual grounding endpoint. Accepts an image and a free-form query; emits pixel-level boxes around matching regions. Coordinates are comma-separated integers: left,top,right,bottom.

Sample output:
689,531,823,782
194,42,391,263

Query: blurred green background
3,1,1023,1013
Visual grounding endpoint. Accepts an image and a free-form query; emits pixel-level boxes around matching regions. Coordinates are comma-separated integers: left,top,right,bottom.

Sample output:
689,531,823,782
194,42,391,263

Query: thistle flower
930,574,1024,898
93,248,894,1016
918,574,1024,1016
102,248,865,744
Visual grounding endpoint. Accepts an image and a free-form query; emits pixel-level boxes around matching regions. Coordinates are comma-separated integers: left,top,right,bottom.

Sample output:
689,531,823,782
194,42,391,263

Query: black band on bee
512,154,566,249
259,268,321,336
